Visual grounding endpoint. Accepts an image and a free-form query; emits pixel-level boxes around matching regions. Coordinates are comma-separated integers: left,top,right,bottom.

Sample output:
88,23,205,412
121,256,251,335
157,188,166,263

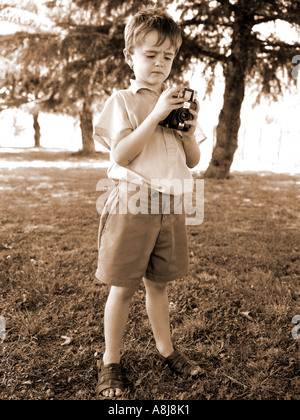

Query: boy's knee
143,278,168,292
110,285,137,301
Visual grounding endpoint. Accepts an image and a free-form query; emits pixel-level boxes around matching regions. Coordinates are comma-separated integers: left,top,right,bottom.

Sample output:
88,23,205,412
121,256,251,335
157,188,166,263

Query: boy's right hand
150,86,186,124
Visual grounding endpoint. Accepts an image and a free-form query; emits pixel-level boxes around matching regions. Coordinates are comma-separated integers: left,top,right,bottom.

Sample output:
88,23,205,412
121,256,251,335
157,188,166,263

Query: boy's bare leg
144,277,200,376
143,278,174,357
102,285,136,397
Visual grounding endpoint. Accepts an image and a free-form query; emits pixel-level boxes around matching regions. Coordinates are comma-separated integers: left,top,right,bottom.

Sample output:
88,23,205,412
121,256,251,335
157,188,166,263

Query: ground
0,149,299,400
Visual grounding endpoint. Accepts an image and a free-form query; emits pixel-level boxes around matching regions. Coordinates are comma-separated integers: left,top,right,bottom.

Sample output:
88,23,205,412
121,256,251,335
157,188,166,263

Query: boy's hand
181,98,200,142
150,86,186,124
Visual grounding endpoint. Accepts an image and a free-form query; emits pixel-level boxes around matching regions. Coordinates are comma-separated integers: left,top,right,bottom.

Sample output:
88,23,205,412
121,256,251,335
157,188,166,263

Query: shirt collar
129,79,167,95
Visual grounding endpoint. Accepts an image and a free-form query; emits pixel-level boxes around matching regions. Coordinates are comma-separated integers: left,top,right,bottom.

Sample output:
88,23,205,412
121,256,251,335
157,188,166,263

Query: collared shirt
93,79,206,195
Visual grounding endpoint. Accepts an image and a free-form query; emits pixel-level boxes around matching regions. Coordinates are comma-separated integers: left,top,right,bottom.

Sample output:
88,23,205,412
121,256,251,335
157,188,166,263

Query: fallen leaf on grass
61,335,72,346
222,372,248,390
22,380,32,385
240,311,254,321
2,243,13,250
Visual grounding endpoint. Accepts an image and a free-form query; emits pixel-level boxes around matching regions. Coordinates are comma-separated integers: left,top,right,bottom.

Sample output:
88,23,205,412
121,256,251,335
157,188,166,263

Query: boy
93,7,206,398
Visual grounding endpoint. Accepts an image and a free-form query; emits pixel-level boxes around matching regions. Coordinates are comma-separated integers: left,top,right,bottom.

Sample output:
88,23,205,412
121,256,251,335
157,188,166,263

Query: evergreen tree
0,0,56,146
1,0,299,169
177,0,300,178
0,0,157,153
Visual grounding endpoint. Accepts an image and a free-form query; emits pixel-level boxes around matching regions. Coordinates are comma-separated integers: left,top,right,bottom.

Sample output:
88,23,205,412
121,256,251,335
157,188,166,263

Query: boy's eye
145,54,173,61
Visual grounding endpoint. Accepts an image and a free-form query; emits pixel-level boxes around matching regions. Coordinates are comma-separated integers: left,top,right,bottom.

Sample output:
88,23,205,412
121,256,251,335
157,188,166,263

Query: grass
0,149,299,400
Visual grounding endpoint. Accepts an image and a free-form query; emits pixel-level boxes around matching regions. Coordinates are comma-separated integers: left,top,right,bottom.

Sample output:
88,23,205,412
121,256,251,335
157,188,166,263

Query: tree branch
180,17,232,28
263,40,300,50
195,47,227,62
253,14,288,25
216,0,235,11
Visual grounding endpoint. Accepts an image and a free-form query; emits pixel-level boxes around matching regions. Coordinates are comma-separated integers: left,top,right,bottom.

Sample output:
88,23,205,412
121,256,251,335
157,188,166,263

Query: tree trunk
204,6,252,179
79,99,95,154
33,111,41,147
204,59,246,179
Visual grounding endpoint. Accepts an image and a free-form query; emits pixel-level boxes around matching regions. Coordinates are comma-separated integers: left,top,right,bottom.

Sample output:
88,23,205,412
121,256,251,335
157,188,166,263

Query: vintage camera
159,88,196,132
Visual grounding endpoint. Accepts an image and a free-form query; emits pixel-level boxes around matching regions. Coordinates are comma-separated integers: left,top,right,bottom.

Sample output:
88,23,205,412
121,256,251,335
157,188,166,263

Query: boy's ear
123,48,133,69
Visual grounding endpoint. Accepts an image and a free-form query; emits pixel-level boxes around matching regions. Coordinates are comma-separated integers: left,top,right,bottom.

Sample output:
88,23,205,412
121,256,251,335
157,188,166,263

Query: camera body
159,88,196,132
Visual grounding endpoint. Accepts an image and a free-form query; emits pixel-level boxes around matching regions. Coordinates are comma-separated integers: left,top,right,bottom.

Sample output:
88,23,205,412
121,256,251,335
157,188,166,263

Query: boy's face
125,30,176,92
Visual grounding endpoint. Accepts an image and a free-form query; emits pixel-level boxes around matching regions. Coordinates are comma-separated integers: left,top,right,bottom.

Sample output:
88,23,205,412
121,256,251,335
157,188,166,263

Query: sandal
164,349,203,377
96,360,124,397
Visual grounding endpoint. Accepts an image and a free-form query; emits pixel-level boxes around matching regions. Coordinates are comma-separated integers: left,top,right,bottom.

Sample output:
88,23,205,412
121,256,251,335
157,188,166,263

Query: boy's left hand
181,98,199,141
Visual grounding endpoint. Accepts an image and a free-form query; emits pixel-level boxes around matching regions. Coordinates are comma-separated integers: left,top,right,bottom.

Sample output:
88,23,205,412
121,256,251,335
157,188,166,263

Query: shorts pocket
98,187,119,249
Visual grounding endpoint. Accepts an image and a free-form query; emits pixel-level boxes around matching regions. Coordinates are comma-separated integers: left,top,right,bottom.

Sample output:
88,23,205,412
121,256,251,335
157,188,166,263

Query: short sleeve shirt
93,79,206,195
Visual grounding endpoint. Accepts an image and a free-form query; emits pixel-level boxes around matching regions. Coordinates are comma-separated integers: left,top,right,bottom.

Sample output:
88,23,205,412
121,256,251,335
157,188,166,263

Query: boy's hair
124,7,182,54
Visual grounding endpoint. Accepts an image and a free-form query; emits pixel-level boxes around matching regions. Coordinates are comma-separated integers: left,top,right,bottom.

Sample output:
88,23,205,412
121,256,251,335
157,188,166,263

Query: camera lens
178,109,190,122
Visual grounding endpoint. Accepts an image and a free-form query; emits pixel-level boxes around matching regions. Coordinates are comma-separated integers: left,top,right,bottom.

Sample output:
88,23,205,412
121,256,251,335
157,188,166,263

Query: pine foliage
0,0,299,166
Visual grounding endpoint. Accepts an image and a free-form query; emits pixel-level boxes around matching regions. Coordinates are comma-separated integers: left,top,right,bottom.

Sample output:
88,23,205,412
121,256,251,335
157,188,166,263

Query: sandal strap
97,363,124,395
165,350,197,375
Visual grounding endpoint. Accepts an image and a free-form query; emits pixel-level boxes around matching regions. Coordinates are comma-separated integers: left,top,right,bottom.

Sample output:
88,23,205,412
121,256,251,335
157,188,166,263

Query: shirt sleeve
93,92,133,151
194,122,207,145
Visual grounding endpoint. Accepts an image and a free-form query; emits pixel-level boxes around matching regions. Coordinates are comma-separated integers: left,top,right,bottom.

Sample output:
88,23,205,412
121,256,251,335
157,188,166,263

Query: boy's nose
155,57,164,67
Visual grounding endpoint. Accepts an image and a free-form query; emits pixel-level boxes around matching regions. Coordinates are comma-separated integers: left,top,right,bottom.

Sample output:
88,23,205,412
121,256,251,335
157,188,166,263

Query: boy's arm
182,135,201,168
112,87,185,167
111,112,159,166
181,99,201,168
